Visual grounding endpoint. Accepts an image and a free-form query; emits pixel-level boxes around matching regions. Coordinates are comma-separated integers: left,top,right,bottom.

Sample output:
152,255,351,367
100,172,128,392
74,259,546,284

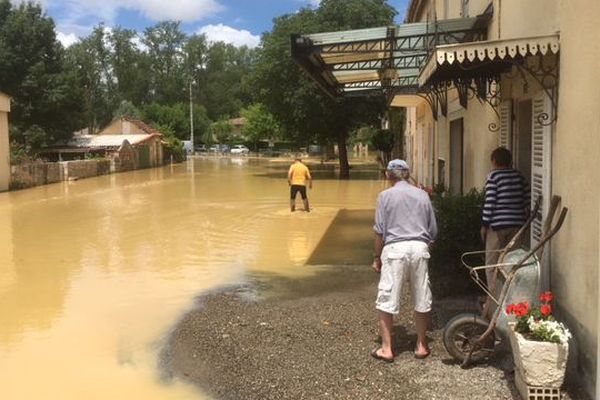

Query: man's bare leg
376,311,394,359
414,311,430,356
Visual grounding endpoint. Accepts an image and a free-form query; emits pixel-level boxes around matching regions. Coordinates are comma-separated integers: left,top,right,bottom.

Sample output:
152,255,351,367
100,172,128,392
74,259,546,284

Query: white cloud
56,31,79,47
198,24,260,48
33,0,225,51
295,0,319,7
39,0,224,28
125,0,224,22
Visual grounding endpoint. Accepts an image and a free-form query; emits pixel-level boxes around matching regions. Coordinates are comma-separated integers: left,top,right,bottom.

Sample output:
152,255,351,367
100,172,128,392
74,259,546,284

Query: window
462,0,469,17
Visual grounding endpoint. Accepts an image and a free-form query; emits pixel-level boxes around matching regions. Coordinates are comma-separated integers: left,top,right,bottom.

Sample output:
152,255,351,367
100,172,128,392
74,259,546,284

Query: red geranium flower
517,301,530,317
506,301,530,317
539,291,554,303
541,304,552,316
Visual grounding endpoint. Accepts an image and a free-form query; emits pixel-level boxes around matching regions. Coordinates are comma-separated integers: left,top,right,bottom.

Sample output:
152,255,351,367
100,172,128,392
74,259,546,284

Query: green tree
240,103,280,149
143,21,186,104
252,0,395,178
209,119,233,143
370,129,395,167
388,107,406,158
153,123,185,162
203,42,256,120
142,102,210,142
113,100,142,119
109,27,151,105
0,0,84,149
67,24,116,133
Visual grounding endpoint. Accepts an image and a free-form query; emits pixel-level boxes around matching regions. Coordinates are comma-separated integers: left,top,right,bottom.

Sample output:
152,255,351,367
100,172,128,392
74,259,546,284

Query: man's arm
373,194,384,272
427,199,438,244
373,233,384,272
306,168,312,189
287,166,293,186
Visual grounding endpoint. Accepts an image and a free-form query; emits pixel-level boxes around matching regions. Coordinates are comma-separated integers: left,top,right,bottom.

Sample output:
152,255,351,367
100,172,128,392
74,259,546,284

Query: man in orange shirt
288,156,312,212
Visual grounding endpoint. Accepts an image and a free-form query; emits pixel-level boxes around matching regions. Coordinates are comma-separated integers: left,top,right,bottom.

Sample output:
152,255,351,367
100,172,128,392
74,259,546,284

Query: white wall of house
551,0,600,395
0,94,11,192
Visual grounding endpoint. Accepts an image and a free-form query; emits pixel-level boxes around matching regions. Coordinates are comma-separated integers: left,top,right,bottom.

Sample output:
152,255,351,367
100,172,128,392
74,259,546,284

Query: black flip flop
371,348,394,363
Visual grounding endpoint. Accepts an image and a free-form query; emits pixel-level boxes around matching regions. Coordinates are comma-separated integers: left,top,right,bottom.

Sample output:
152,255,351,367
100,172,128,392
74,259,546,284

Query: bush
9,140,39,165
154,123,186,163
430,187,485,297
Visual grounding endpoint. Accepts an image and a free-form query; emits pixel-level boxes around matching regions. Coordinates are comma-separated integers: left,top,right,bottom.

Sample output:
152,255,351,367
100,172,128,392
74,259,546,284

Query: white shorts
375,241,432,314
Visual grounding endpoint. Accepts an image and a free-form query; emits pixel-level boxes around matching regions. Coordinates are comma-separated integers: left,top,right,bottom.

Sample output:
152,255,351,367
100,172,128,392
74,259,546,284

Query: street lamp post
189,80,194,154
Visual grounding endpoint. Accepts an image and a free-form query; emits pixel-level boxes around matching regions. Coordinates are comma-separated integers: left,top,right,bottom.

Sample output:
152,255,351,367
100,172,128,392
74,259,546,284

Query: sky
10,0,410,48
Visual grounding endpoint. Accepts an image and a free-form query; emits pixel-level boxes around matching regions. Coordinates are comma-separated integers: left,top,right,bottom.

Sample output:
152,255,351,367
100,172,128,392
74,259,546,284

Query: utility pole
189,80,194,154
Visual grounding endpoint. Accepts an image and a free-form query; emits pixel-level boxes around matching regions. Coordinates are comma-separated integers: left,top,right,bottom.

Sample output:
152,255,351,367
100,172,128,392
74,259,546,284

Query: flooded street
0,157,384,400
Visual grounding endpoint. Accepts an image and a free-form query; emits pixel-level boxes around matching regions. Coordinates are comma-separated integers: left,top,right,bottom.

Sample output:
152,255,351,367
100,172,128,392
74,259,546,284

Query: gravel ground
161,266,587,400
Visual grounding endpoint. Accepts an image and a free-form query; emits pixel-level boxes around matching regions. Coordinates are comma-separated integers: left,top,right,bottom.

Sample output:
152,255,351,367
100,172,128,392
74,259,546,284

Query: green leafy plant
429,188,485,297
153,123,185,163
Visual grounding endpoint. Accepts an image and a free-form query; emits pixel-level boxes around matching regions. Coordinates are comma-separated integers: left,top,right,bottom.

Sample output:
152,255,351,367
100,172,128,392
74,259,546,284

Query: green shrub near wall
430,187,485,298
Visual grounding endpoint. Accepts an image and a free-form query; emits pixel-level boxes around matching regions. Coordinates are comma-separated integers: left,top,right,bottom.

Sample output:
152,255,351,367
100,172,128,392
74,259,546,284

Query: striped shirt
482,168,530,230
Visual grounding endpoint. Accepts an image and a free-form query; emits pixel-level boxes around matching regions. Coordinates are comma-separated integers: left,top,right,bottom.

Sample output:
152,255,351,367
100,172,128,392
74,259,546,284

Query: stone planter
508,324,568,387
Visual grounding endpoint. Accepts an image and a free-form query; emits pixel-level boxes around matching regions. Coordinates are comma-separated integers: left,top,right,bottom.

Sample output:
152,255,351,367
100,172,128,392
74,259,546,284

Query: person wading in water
288,155,312,212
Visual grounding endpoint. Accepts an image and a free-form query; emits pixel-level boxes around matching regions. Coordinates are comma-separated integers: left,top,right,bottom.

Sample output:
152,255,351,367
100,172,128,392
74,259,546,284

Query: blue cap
387,159,410,171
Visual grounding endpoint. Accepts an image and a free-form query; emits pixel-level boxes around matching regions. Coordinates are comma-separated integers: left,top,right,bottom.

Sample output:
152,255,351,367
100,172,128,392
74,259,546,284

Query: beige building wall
0,94,11,192
457,99,497,191
551,0,600,395
495,0,559,40
401,1,598,395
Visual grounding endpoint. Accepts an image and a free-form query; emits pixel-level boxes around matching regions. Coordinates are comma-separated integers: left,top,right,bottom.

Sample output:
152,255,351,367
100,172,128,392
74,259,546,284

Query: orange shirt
288,162,311,186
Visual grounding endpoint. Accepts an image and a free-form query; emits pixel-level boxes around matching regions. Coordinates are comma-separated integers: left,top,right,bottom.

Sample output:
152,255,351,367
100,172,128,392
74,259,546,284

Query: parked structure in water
42,117,164,169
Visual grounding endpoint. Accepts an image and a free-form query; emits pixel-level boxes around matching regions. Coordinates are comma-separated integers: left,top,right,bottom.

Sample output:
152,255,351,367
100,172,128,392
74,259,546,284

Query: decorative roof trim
419,35,560,86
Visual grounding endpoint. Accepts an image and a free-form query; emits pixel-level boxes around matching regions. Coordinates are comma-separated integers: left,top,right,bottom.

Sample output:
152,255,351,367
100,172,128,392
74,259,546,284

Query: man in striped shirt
481,147,530,277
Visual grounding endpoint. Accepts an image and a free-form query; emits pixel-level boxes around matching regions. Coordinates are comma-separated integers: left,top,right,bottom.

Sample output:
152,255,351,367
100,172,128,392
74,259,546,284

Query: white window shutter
498,100,512,149
530,92,553,248
531,92,553,291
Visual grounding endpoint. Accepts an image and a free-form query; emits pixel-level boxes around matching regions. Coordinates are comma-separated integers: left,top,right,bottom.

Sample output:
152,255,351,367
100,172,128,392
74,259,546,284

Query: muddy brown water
0,157,386,400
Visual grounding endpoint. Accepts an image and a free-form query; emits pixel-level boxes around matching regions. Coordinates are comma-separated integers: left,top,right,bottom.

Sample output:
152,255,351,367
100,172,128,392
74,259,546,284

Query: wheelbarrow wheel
443,313,496,363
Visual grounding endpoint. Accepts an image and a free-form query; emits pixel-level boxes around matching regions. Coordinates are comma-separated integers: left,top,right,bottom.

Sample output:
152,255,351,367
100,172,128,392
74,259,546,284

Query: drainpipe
597,204,600,400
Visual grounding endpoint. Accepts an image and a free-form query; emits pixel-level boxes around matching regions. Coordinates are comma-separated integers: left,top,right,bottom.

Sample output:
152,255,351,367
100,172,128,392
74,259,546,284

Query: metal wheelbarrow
442,196,568,368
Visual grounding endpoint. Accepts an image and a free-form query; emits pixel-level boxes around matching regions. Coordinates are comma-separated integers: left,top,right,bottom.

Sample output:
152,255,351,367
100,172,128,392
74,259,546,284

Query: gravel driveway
161,266,586,400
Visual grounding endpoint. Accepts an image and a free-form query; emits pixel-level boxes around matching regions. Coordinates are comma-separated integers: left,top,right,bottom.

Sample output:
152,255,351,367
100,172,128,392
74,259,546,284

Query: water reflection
0,158,384,399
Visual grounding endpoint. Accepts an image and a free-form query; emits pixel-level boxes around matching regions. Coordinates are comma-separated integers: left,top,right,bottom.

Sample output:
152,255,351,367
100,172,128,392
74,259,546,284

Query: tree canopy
250,0,396,177
240,103,280,148
2,0,403,175
0,0,83,149
0,0,257,151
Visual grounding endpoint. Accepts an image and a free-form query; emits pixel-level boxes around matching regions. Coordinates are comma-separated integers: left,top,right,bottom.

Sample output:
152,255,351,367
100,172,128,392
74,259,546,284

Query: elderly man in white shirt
371,159,438,362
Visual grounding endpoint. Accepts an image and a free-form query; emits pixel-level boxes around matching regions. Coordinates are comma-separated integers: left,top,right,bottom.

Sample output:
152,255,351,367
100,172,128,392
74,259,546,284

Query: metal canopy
291,15,490,99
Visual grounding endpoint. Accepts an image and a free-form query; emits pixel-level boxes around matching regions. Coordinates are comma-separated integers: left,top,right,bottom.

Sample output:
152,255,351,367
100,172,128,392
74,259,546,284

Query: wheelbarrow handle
498,197,541,264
